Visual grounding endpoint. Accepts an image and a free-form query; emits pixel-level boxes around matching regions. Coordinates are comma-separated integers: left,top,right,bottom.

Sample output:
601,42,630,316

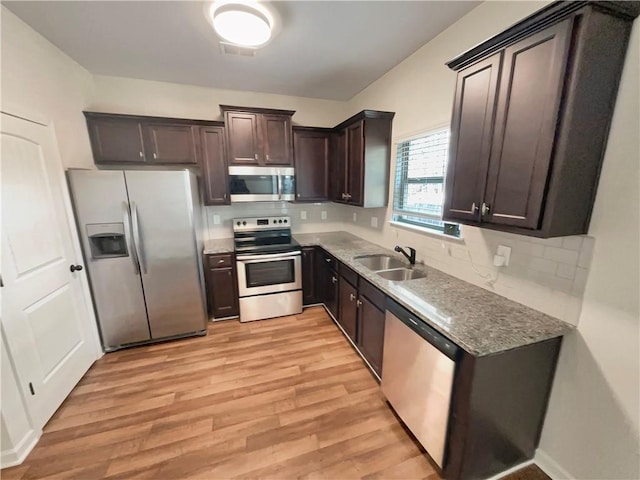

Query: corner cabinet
293,127,332,202
333,110,395,207
221,105,295,166
444,2,639,237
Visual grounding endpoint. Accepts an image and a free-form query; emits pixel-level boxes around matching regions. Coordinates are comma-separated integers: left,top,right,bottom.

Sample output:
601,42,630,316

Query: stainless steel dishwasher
381,300,460,468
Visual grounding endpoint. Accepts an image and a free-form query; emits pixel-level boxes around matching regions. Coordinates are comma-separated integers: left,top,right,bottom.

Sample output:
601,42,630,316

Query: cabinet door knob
325,258,331,263
345,193,352,200
266,154,270,161
254,153,259,160
349,293,355,301
356,299,362,307
297,193,300,198
223,193,227,199
218,259,225,264
481,202,491,216
331,276,337,284
153,152,157,160
139,151,144,158
471,202,479,214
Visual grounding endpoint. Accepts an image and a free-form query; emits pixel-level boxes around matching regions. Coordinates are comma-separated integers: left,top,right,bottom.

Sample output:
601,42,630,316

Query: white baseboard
485,459,534,480
0,429,41,469
535,449,573,479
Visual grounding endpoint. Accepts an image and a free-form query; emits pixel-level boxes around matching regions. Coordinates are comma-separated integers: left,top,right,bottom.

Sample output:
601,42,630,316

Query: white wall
536,22,640,480
341,1,639,477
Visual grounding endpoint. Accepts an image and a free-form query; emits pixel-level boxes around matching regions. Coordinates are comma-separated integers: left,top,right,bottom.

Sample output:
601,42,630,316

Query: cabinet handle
481,202,491,216
471,202,479,214
228,271,232,277
341,193,346,200
297,193,300,198
325,258,331,263
266,154,270,161
331,276,337,284
345,193,352,200
349,293,355,301
356,300,362,307
218,259,225,264
254,153,259,160
139,151,144,158
153,152,157,160
223,193,227,199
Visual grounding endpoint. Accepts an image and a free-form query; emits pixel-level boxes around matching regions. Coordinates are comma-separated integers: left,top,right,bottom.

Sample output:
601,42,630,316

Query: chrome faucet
394,245,416,266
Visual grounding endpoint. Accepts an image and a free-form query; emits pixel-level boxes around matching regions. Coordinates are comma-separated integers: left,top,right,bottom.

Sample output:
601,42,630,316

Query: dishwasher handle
386,299,460,360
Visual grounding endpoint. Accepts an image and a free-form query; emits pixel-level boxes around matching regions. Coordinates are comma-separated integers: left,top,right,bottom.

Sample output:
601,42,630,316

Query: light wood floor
3,306,441,480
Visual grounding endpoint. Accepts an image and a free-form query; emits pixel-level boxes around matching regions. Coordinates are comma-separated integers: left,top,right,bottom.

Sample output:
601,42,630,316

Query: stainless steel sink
376,268,426,281
355,254,406,271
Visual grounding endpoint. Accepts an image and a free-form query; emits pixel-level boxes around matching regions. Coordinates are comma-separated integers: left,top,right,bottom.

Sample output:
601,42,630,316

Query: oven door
236,250,302,297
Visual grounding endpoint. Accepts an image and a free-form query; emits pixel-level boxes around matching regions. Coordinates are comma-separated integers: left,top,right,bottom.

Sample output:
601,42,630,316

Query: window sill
389,220,465,243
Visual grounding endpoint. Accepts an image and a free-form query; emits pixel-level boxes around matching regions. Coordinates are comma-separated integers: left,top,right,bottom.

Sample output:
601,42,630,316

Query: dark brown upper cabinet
293,127,332,202
85,114,146,164
221,105,295,167
333,110,395,208
85,112,200,165
143,123,198,164
444,1,639,237
199,124,230,206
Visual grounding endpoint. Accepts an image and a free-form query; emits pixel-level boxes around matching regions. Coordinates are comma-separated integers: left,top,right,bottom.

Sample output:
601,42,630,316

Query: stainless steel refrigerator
67,169,207,351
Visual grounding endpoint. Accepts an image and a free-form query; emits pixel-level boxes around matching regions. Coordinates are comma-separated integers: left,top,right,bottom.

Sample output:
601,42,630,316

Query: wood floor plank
3,306,446,479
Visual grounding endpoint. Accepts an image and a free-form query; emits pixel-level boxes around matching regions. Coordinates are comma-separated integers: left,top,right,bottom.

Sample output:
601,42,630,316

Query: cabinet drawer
359,279,386,311
340,263,358,287
319,248,338,272
207,254,233,268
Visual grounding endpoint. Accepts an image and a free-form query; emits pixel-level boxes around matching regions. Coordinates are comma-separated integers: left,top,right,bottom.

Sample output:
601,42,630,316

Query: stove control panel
233,216,291,231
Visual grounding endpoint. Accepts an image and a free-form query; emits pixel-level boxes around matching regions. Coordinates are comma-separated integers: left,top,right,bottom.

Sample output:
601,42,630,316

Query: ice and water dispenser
86,223,128,259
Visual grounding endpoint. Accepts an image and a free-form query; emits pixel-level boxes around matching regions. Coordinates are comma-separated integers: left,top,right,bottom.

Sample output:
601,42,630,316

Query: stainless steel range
233,216,302,322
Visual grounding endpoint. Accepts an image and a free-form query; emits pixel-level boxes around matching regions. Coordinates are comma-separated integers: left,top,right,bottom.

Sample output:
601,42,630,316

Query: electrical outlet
353,212,357,222
300,211,307,220
213,214,220,225
371,217,378,228
494,245,512,267
321,211,327,220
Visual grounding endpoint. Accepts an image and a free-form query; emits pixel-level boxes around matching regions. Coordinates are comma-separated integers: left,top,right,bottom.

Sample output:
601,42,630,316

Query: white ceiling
3,1,479,101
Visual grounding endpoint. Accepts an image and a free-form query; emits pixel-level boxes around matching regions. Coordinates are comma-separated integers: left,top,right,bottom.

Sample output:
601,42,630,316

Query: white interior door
1,112,98,430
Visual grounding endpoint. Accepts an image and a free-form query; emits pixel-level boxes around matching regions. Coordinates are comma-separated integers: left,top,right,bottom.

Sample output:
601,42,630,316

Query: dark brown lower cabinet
338,278,357,342
302,247,318,305
317,249,339,319
356,281,386,376
204,254,239,319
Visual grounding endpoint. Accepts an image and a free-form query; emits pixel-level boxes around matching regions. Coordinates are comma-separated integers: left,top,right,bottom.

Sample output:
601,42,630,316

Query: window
392,128,459,236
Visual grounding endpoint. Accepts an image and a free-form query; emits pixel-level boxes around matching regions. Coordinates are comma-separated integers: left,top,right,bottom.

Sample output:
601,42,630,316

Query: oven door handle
236,251,301,261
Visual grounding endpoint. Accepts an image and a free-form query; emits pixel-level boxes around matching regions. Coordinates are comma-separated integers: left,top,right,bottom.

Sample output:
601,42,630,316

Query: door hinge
29,382,35,395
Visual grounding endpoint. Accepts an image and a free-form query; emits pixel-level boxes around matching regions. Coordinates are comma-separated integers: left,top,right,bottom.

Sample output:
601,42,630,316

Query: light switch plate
353,212,357,222
300,211,307,220
494,245,512,267
321,211,327,220
213,214,220,225
371,217,378,228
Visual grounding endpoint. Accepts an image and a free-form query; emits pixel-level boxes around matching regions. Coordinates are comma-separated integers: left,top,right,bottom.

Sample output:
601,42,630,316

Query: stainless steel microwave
228,166,295,202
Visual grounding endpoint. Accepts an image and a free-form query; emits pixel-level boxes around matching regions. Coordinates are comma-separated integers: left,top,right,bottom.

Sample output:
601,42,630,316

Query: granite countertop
203,238,235,254
294,232,573,357
203,231,573,356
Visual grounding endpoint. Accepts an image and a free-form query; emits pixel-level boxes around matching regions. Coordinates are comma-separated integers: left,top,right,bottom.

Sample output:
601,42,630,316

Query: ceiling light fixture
209,1,274,48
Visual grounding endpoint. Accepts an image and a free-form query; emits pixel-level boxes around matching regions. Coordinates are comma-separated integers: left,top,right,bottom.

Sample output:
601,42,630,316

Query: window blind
392,129,450,229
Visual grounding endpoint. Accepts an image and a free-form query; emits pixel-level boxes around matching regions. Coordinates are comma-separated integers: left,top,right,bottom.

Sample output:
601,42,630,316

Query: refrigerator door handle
122,202,140,275
131,202,147,274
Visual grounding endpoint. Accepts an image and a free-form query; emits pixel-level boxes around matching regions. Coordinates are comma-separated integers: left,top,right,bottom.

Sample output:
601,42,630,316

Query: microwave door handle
277,172,283,200
122,202,140,275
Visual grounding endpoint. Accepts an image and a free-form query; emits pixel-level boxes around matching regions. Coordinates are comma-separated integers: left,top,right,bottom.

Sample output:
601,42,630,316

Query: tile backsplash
202,201,594,325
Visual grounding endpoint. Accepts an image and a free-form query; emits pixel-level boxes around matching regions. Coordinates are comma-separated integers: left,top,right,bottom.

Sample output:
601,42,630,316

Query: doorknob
70,264,83,273
481,202,491,216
